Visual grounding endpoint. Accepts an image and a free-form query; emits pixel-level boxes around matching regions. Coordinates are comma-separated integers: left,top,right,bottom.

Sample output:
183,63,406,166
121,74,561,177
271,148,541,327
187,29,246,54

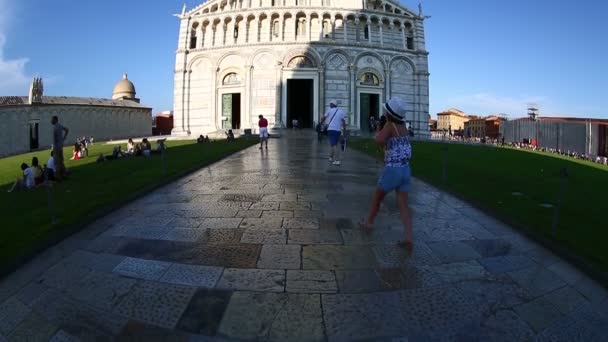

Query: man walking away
51,116,69,181
258,115,269,149
320,99,347,165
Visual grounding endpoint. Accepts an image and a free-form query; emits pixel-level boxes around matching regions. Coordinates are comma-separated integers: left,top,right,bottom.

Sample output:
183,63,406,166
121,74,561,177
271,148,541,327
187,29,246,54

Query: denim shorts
377,165,411,193
328,130,341,146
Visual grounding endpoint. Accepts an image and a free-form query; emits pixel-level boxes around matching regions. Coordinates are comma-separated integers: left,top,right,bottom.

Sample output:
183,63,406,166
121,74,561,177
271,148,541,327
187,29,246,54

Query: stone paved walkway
1,131,607,341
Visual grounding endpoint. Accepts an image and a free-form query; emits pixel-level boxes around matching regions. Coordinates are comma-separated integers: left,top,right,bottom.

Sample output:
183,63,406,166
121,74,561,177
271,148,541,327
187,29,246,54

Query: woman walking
360,97,414,252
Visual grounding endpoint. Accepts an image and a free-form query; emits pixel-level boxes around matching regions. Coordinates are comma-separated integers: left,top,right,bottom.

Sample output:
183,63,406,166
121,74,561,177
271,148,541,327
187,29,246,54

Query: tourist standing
51,116,69,181
360,97,414,252
320,99,347,165
258,115,269,149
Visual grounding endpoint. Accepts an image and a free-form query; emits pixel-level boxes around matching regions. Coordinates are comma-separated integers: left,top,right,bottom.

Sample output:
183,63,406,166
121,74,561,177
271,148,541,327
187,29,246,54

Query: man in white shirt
320,99,347,165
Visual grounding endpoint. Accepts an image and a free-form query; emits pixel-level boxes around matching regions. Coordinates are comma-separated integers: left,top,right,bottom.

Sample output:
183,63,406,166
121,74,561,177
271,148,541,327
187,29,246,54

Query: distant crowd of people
70,136,94,160
197,135,211,143
96,138,166,162
505,141,608,165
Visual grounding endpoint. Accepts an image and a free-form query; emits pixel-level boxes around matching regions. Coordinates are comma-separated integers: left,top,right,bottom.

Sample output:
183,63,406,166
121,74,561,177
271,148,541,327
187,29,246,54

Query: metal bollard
45,181,57,225
551,167,568,235
442,145,448,183
161,147,167,176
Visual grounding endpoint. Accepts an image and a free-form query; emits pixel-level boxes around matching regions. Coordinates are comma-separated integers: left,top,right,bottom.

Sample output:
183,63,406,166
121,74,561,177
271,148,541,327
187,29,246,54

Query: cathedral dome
112,74,136,100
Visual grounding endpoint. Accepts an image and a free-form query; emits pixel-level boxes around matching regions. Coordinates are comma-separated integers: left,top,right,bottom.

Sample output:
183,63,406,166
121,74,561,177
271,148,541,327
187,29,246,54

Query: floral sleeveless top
384,129,412,167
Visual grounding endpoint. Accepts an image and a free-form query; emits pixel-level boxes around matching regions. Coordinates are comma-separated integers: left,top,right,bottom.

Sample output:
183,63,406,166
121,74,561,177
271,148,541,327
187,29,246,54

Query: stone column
368,22,372,44
274,63,283,128
211,67,219,130
246,65,253,128
331,19,335,40
384,69,391,102
212,27,217,46
343,19,348,43
318,65,325,123
349,64,357,127
308,14,313,41
379,22,383,46
354,19,360,43
279,14,284,41
320,17,324,40
269,16,273,42
223,24,228,46
306,13,312,41
196,26,203,49
255,17,261,43
401,23,407,50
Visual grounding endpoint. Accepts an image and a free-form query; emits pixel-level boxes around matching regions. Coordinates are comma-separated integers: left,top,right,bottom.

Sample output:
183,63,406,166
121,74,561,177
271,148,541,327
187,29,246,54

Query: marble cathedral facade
173,0,430,136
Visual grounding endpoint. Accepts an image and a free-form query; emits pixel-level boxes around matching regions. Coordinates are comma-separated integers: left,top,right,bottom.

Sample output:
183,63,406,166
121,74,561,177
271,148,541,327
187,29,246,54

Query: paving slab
219,292,324,341
159,264,223,288
176,289,233,336
113,281,196,330
303,245,376,270
216,269,285,292
286,270,338,293
3,131,606,340
112,257,171,281
0,297,30,335
257,245,301,269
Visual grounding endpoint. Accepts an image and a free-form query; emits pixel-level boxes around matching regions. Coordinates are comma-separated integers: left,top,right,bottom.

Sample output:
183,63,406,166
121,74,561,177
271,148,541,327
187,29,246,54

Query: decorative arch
389,56,415,74
222,72,241,85
355,51,387,71
216,52,246,71
282,48,321,68
357,67,383,85
187,55,214,71
287,56,314,68
249,48,279,67
324,49,351,71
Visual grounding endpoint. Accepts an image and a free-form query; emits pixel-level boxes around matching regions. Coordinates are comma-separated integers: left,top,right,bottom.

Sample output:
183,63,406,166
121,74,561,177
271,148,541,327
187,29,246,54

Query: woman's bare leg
361,189,386,232
396,191,414,251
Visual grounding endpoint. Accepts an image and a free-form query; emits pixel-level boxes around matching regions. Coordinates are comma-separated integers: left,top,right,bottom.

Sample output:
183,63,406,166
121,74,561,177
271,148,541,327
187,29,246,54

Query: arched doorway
282,54,319,129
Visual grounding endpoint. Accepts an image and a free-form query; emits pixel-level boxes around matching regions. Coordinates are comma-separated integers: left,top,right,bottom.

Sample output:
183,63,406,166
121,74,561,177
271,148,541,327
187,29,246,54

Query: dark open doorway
286,79,313,128
360,93,380,133
29,122,39,150
222,93,241,129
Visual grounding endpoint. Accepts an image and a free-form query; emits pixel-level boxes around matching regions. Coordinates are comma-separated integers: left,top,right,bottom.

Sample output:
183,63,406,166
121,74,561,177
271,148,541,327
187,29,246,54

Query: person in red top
258,115,269,149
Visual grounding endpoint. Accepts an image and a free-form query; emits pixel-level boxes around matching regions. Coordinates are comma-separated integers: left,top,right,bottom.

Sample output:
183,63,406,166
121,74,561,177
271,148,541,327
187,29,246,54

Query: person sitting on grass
31,157,44,186
8,163,35,192
46,151,56,181
204,135,210,143
70,143,81,160
153,138,167,154
142,138,152,156
226,129,235,142
127,138,135,154
197,135,205,143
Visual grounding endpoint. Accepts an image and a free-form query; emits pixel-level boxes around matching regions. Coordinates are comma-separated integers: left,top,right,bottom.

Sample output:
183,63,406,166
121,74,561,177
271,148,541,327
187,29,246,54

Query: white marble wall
173,0,430,137
0,105,151,157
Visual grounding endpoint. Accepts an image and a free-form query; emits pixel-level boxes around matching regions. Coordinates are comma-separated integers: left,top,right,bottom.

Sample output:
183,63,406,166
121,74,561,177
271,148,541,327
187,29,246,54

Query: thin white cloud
0,0,30,95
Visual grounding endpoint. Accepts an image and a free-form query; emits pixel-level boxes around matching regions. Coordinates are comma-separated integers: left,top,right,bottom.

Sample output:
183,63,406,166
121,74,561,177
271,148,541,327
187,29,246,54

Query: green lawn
0,138,257,273
351,139,608,278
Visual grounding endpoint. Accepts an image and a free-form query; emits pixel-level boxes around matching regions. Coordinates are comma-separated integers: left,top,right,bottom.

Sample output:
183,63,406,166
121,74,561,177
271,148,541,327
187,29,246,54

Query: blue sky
0,0,606,118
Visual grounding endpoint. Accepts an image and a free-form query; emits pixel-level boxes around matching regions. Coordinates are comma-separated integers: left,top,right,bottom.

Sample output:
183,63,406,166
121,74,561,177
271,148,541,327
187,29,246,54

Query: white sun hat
383,97,408,123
